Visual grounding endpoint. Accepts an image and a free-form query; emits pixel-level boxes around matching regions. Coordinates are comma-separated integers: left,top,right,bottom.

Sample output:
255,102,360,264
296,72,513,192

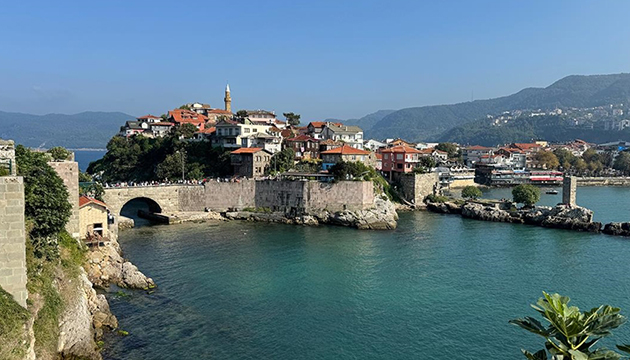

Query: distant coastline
68,148,106,152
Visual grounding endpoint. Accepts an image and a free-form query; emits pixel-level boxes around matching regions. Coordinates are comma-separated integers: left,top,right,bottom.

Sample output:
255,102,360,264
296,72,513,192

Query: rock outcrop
603,222,630,236
427,201,602,233
58,269,117,360
86,237,155,289
224,195,398,230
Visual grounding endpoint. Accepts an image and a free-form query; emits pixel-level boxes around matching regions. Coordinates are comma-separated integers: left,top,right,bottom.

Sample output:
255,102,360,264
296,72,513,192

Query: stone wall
0,139,16,176
304,181,373,212
48,161,80,239
103,185,199,215
576,177,630,186
204,181,256,211
395,172,439,205
0,176,27,307
178,186,206,211
563,176,577,206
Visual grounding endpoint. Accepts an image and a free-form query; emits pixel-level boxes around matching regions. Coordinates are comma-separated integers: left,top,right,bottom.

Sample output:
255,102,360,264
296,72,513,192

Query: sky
1,0,630,121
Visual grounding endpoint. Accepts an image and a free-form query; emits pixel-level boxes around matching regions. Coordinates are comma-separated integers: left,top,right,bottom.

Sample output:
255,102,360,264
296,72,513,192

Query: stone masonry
395,172,439,205
49,160,80,239
0,176,28,307
562,176,577,206
0,139,16,176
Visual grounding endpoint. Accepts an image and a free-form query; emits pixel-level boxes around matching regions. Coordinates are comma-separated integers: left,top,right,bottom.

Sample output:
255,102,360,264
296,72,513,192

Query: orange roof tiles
231,147,264,154
79,195,107,209
381,145,422,154
168,109,207,124
287,135,318,142
321,144,370,155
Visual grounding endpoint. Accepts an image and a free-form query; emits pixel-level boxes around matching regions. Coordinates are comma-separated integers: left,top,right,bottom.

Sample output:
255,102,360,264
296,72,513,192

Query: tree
174,123,197,139
461,185,482,199
534,150,559,169
613,152,630,175
267,148,295,174
236,110,248,120
511,292,630,360
178,104,191,110
573,158,588,173
553,148,577,170
47,146,71,161
15,145,71,257
283,112,301,126
436,142,458,158
330,161,374,181
418,156,436,169
512,184,540,206
581,148,600,164
156,152,185,180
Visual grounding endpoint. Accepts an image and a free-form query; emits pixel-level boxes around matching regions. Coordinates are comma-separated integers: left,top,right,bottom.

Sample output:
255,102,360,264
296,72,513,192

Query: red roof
206,109,232,115
308,121,342,128
286,135,318,142
168,109,207,124
79,195,107,209
466,145,492,150
197,127,216,134
150,122,174,126
231,147,265,154
381,145,422,154
321,144,370,155
137,114,161,120
512,143,541,150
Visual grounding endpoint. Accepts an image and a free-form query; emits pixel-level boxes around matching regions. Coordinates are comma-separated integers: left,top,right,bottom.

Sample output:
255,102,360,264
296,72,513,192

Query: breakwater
576,177,630,186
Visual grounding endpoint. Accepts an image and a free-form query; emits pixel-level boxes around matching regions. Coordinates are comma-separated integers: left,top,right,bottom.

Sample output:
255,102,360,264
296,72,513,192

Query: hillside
335,110,396,130
0,111,133,148
365,73,630,141
438,115,630,146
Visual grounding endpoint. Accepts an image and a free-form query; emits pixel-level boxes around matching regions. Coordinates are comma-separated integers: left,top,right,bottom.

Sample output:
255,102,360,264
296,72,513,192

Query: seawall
576,177,630,186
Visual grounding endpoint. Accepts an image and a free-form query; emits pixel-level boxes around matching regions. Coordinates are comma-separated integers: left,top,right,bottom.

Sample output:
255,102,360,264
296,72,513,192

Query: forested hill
0,111,133,149
357,73,630,141
438,115,630,146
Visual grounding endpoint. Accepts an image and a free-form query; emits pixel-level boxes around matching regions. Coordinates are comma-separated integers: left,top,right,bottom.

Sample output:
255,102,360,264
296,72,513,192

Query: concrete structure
103,180,375,216
224,84,232,112
230,148,272,178
79,196,109,240
0,139,16,175
563,176,577,206
49,160,80,239
394,172,440,205
320,144,371,171
321,123,364,149
0,176,27,307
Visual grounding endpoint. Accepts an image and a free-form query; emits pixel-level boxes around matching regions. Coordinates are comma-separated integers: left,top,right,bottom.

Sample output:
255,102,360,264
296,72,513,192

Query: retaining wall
0,176,27,307
48,161,80,239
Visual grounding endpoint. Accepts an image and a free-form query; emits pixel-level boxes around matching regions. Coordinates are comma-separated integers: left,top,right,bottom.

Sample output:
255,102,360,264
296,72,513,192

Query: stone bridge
103,185,206,215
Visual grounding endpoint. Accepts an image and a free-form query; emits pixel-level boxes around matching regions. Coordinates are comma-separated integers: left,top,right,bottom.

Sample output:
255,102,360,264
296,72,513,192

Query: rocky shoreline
223,196,398,230
425,199,630,236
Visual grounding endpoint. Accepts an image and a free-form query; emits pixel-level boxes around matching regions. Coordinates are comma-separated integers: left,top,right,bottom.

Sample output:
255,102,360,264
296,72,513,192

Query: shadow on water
119,198,164,228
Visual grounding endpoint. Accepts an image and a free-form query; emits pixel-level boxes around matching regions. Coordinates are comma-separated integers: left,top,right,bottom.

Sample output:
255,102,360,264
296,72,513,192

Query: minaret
224,84,231,112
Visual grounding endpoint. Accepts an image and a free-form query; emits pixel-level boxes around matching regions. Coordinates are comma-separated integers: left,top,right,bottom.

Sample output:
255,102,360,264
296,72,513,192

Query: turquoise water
102,188,630,360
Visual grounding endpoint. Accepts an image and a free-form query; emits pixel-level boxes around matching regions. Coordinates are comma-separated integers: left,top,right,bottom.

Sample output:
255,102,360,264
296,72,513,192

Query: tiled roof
231,147,264,154
325,123,363,134
321,144,370,155
137,114,161,120
286,135,318,142
197,127,216,134
512,143,541,150
150,122,174,127
206,109,232,114
168,109,207,124
466,145,492,150
381,145,422,154
320,139,342,145
79,195,107,209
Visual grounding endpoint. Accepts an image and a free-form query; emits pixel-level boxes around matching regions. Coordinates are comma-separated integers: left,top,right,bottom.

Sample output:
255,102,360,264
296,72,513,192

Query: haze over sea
102,187,630,360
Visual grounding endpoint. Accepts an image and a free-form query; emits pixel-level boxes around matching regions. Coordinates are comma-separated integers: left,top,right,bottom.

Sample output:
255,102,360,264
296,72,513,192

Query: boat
546,189,559,195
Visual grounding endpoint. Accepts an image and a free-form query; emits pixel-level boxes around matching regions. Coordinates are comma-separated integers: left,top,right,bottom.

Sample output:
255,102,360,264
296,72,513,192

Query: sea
73,150,106,172
100,187,630,360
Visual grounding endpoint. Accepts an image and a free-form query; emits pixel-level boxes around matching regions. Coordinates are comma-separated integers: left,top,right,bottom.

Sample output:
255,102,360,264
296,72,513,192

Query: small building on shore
230,147,272,178
79,196,109,240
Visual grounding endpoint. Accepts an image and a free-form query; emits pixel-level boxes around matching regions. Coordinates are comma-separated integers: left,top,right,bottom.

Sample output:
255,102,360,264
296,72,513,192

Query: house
137,114,162,123
319,139,343,153
364,139,386,151
284,135,320,160
307,121,342,140
230,147,272,178
214,118,277,149
240,132,282,154
417,148,448,164
462,145,495,167
320,144,371,170
79,196,109,240
120,120,149,137
194,127,216,142
244,110,279,125
321,123,364,149
168,109,207,130
495,147,527,169
380,145,423,178
204,109,233,124
148,122,174,138
386,138,416,148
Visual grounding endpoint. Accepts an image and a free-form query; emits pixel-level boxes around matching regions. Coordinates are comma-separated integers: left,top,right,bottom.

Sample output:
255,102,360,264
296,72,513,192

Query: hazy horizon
2,0,630,121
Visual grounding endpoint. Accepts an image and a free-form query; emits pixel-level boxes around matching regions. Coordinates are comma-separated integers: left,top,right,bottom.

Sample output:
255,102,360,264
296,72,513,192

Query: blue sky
1,0,629,121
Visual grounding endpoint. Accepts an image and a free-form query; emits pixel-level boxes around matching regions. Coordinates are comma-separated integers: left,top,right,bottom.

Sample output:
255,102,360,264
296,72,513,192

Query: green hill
0,111,133,148
365,73,630,141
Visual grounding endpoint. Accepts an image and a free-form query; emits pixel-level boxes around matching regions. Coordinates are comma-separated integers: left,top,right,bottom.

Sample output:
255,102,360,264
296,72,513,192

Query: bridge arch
119,197,163,218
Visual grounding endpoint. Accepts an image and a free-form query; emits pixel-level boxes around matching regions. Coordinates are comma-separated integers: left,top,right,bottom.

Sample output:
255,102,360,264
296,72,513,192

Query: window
253,128,258,132
384,154,389,159
396,154,403,160
244,128,250,133
397,163,403,169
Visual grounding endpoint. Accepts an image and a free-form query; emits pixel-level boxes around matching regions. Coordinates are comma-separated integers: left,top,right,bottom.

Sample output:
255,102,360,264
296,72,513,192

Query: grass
0,286,30,360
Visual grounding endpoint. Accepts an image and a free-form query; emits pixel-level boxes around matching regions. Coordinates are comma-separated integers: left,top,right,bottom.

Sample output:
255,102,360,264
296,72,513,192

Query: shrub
512,184,540,206
425,194,449,203
47,147,71,161
461,185,482,199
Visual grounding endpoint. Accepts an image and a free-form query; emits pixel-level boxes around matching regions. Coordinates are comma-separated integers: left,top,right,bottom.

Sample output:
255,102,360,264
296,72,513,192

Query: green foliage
87,135,232,182
330,161,374,181
424,194,449,203
294,159,322,173
283,112,301,126
0,286,29,360
412,166,429,174
511,292,630,360
436,142,458,158
613,152,630,175
47,146,71,161
267,148,295,174
235,110,248,120
58,231,86,276
174,123,197,139
534,150,560,169
16,145,71,248
0,167,9,176
461,185,482,199
512,184,541,206
418,156,437,169
79,181,105,201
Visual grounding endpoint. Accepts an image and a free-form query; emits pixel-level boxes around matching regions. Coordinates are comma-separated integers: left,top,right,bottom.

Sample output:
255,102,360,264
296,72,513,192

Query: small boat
546,189,559,195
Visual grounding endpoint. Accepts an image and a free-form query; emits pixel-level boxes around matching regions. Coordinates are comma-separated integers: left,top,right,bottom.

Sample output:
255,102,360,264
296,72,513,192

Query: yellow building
79,196,109,240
